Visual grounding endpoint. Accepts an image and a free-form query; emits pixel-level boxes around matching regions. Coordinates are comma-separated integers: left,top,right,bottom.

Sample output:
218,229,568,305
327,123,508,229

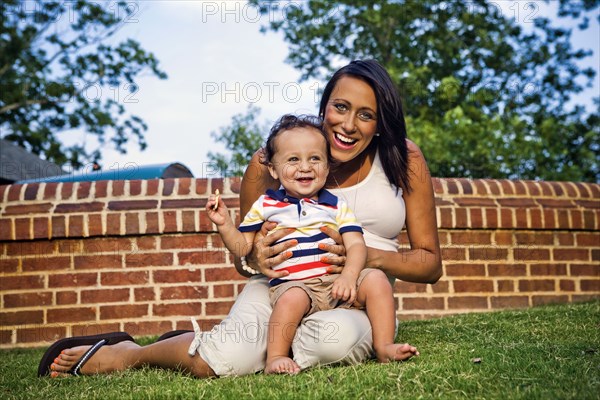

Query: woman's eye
358,111,374,121
334,103,348,112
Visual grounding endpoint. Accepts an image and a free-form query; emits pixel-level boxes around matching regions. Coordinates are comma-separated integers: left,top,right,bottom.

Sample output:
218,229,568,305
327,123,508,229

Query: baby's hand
206,190,228,225
331,275,357,303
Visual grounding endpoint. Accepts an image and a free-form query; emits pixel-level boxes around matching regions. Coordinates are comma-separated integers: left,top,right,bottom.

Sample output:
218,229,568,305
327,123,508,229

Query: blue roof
16,162,194,184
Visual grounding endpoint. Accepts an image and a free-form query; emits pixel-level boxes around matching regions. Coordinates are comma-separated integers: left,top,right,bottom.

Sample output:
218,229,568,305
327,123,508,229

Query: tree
0,0,167,169
207,105,267,177
250,0,599,182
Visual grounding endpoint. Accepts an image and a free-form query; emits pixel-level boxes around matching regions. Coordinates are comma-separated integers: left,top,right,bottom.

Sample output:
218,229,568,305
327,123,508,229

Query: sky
62,0,599,178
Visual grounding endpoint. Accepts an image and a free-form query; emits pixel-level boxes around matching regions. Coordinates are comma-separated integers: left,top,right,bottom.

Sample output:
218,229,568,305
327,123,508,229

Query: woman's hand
247,222,297,279
318,226,347,274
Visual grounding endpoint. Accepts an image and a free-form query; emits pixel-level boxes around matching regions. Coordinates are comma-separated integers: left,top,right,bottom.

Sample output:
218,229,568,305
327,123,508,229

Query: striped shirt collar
266,188,338,207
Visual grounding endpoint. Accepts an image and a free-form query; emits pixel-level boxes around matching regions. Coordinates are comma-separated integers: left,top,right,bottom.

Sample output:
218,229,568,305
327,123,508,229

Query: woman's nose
342,114,356,133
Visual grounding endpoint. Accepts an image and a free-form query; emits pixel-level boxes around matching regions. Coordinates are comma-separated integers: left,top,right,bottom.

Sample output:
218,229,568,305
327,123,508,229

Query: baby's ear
267,163,278,180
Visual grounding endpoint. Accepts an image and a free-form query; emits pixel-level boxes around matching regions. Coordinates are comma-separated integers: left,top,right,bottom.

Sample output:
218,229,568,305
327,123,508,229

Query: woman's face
323,75,378,163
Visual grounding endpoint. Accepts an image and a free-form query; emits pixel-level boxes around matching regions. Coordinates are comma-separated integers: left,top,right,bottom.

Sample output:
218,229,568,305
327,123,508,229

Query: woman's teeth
336,133,357,144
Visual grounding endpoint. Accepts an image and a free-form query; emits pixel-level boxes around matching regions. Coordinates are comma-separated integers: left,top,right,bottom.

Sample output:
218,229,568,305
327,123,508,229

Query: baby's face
267,127,329,199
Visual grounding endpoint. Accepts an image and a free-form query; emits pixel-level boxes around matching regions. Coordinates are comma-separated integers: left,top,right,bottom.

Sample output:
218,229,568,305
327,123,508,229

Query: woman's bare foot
264,356,301,375
50,340,139,378
376,343,420,363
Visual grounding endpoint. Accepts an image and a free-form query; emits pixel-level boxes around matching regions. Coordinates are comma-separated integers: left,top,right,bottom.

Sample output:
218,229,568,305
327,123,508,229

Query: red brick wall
0,178,598,348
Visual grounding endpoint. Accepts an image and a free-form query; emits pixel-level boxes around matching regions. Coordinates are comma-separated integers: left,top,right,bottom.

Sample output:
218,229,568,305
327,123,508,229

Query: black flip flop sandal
155,330,193,342
37,332,135,377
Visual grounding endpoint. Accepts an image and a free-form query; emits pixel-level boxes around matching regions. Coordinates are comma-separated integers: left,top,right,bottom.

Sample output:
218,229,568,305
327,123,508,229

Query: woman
41,59,442,378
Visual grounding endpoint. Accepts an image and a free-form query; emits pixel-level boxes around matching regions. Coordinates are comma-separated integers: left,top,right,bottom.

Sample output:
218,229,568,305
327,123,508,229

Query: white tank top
328,151,406,253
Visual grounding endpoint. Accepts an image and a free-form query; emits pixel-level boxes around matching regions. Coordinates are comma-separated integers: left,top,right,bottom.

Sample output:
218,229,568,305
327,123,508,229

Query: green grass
2,301,599,400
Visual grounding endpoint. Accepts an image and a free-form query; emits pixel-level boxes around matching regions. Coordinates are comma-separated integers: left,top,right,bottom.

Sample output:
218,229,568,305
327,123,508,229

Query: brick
530,264,567,276
134,287,156,301
74,254,122,270
446,179,459,194
515,232,554,246
146,179,159,195
68,215,84,237
532,295,569,306
402,297,444,310
161,235,207,249
17,326,66,344
559,280,575,291
450,232,492,245
107,200,158,210
7,184,23,201
163,210,178,233
136,236,157,250
393,281,428,293
583,210,596,230
576,233,600,247
83,237,131,254
538,181,554,196
570,210,583,229
543,209,556,229
81,288,130,303
129,180,142,196
469,208,483,228
518,279,555,292
43,182,58,199
153,269,200,283
153,302,203,316
431,280,449,293
556,232,575,246
125,212,140,235
498,198,536,207
453,198,496,207
497,280,515,292
0,310,43,325
6,241,55,256
213,284,235,298
51,215,66,238
445,263,485,276
106,213,121,235
500,209,513,228
488,264,526,276
453,279,494,293
123,321,173,338
60,183,74,199
47,307,96,323
160,285,208,300
49,273,97,288
94,180,108,198
4,292,53,308
556,209,570,229
179,251,226,265
454,208,468,227
491,296,529,308
57,240,82,254
56,291,78,305
0,258,19,273
514,247,550,261
33,217,49,238
14,217,31,240
126,252,173,268
0,219,13,241
100,304,148,319
162,199,205,209
529,209,543,229
206,300,235,316
439,208,453,228
441,246,467,261
570,264,599,276
561,182,578,197
469,246,509,261
1,275,45,290
448,296,488,309
537,198,575,208
100,271,149,286
204,266,244,282
145,211,160,234
553,249,589,261
515,208,527,228
112,181,125,196
70,323,122,337
580,279,600,291
485,208,498,228
22,256,70,272
3,203,53,215
195,178,208,194
182,210,196,232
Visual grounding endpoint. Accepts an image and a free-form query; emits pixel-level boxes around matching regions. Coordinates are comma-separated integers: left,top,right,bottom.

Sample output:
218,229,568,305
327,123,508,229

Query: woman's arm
370,140,441,283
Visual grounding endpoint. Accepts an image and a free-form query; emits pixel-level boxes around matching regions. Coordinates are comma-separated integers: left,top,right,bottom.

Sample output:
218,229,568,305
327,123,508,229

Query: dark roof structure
0,139,65,185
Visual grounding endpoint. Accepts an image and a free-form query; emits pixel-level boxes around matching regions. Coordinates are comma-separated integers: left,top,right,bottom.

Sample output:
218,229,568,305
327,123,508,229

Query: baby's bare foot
264,356,301,375
50,341,138,378
376,343,419,363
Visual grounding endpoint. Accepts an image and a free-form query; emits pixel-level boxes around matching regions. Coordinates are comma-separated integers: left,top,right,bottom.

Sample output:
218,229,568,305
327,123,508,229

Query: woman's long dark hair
318,59,411,193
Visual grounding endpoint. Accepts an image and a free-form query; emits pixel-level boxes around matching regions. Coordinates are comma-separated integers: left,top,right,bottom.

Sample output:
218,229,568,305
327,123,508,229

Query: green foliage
0,0,167,168
251,0,599,182
207,105,267,176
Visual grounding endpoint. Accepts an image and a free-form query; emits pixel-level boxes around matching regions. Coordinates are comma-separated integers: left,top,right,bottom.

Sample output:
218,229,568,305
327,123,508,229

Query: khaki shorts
269,268,375,316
